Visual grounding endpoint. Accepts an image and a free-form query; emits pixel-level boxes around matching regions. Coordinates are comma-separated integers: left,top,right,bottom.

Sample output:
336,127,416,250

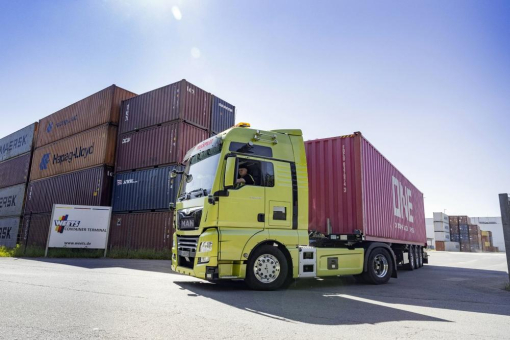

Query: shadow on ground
173,265,510,325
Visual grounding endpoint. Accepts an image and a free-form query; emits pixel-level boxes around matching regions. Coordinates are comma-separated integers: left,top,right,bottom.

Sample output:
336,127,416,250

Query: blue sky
1,1,509,217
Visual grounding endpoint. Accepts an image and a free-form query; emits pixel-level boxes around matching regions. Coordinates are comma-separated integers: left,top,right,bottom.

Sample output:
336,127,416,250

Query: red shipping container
20,213,51,248
116,121,208,172
119,80,212,134
109,212,174,251
0,153,31,189
305,132,426,245
25,166,114,214
36,85,136,148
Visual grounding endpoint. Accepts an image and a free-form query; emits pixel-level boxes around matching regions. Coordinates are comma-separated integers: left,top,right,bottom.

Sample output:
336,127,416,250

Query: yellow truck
171,124,427,290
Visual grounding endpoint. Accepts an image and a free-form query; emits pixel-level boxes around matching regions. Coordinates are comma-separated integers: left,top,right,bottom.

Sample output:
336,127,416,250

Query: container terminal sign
46,205,112,256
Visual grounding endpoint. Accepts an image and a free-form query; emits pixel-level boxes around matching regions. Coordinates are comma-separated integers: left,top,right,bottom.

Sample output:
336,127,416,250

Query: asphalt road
1,251,509,339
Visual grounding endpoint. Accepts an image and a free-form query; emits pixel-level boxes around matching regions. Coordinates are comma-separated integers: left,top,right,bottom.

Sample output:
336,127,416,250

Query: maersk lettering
0,195,17,208
0,227,12,240
392,176,414,223
52,144,94,165
0,135,28,156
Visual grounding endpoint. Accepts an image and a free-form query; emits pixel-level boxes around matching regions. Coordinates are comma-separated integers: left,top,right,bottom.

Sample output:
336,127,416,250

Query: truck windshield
179,146,221,201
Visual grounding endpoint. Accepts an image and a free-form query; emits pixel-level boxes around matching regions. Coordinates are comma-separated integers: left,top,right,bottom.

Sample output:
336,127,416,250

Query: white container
435,231,450,242
434,221,449,232
444,242,460,251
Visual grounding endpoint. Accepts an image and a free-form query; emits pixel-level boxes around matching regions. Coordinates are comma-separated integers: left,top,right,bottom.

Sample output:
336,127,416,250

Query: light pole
498,193,510,284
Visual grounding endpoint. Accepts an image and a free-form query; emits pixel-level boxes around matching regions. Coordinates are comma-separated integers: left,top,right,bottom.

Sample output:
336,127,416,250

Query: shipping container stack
110,80,235,252
20,85,136,248
0,124,38,248
433,212,460,251
468,224,481,252
481,230,498,252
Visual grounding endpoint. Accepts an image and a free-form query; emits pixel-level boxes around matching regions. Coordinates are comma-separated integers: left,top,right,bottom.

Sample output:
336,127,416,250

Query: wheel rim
373,254,389,278
253,254,281,283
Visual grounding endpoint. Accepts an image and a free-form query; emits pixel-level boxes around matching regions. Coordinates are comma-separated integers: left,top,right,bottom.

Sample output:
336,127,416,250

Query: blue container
113,166,182,212
210,96,235,134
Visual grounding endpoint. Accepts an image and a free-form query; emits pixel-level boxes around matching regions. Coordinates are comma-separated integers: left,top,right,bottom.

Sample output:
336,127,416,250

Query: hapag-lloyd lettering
53,144,94,165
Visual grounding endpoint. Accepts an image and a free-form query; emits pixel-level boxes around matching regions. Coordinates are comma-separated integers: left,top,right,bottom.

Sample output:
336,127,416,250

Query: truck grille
177,236,199,269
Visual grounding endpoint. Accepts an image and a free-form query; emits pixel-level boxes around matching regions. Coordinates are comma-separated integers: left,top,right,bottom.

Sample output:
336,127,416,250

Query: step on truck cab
171,124,427,290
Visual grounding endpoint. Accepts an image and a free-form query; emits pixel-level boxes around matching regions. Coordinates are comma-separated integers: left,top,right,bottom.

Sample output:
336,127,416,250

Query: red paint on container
25,166,114,214
36,85,136,148
119,80,212,134
305,132,426,245
116,121,208,171
109,212,174,250
20,213,51,248
0,153,31,189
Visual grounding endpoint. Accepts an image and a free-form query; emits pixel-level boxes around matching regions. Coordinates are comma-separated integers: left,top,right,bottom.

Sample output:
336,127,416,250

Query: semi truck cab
171,124,422,290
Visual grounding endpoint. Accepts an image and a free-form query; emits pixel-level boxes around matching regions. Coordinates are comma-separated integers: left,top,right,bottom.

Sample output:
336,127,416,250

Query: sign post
45,205,112,257
499,193,510,284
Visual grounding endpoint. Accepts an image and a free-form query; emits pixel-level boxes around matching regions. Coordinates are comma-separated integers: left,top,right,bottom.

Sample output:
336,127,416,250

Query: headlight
200,241,213,253
199,257,210,263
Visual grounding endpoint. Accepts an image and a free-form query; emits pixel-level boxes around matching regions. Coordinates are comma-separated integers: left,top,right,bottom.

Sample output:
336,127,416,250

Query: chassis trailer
171,124,427,290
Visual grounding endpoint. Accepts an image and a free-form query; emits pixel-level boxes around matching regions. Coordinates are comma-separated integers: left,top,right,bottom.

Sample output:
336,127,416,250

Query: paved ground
1,251,509,339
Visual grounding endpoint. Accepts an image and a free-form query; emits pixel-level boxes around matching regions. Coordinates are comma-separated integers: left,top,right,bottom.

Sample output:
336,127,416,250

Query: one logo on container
117,179,138,185
39,153,50,170
54,215,81,233
46,122,54,133
392,176,414,222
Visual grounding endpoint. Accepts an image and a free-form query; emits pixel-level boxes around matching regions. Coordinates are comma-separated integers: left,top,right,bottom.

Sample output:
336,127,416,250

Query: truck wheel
245,245,288,291
407,245,415,271
414,246,420,269
362,248,393,285
418,247,423,267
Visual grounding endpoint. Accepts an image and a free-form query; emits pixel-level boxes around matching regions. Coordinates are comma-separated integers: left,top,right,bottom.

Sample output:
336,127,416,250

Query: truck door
217,156,266,229
264,161,293,229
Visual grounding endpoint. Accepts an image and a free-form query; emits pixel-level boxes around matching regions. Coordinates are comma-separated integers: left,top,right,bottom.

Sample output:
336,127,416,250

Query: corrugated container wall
0,217,21,248
0,184,27,217
109,212,174,251
36,85,136,148
119,80,211,134
116,121,209,172
0,123,37,162
20,213,51,248
305,132,426,245
210,96,235,134
30,124,117,180
25,166,113,214
0,153,31,189
112,166,182,212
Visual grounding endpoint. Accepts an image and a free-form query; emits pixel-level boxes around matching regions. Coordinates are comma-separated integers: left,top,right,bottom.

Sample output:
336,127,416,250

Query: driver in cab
236,165,255,188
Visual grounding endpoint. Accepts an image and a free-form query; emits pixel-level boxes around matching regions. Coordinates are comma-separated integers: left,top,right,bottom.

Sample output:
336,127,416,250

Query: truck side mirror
224,157,236,188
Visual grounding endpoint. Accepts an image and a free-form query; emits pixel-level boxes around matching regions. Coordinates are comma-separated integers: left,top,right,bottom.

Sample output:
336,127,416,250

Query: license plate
180,218,194,229
181,250,190,257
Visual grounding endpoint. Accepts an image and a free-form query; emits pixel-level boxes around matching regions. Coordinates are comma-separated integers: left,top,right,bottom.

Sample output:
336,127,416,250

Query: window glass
229,142,273,158
235,158,274,189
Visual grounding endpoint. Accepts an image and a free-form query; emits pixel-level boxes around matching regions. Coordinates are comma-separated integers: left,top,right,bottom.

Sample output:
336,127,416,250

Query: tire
362,248,394,285
414,246,420,269
418,247,423,268
245,245,289,291
407,245,415,271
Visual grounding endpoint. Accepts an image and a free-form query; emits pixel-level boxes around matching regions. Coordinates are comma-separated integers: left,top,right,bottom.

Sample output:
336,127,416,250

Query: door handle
257,214,265,222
